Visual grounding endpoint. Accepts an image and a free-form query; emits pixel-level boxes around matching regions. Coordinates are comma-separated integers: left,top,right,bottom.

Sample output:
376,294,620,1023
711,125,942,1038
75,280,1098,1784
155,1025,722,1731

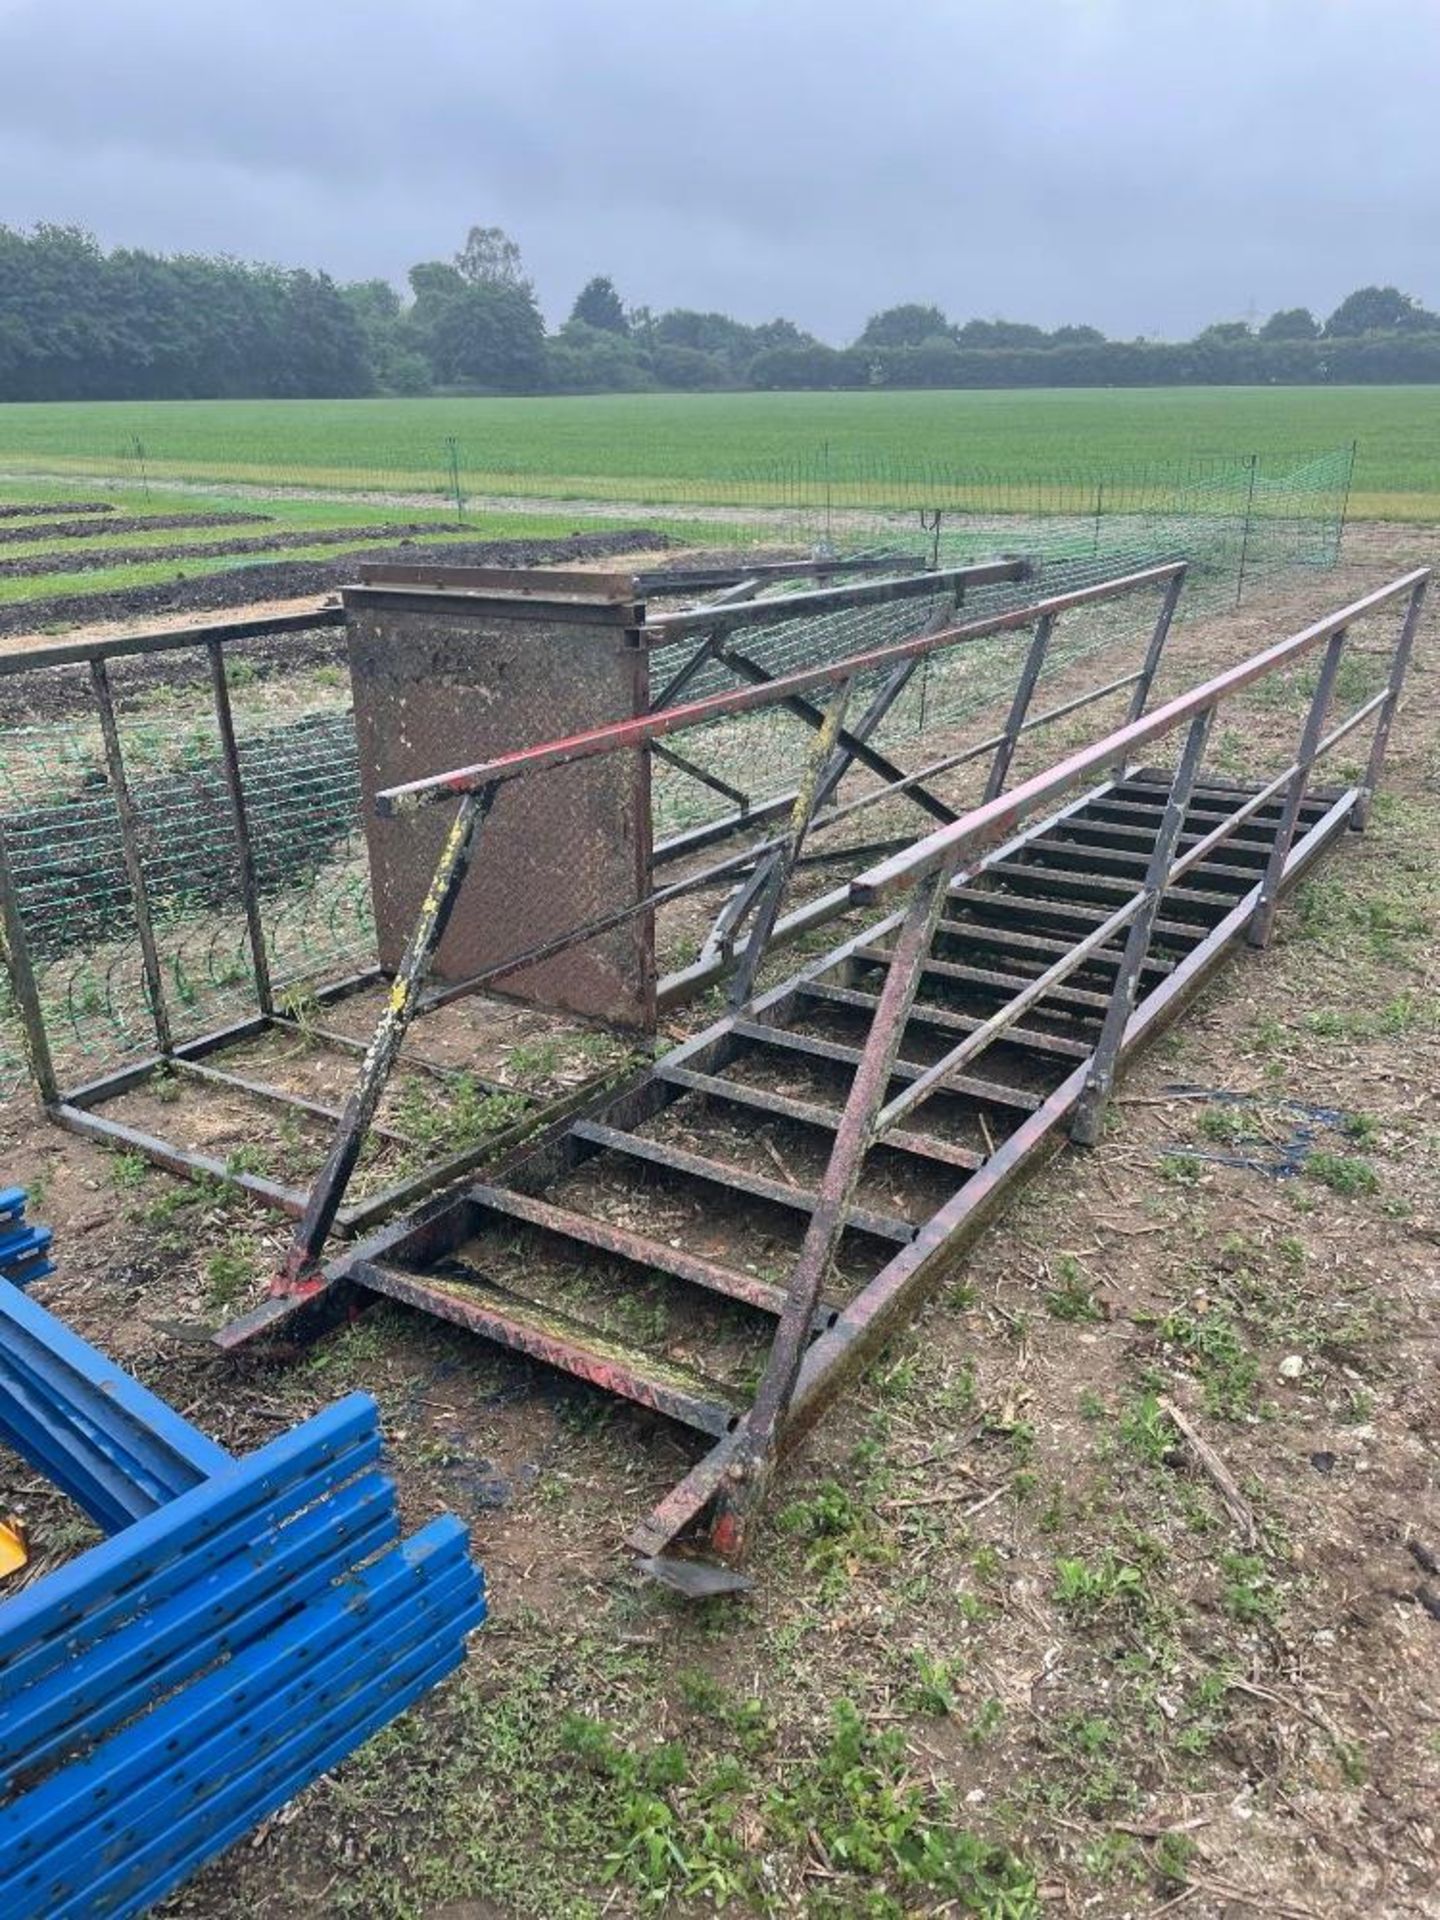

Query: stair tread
654,1063,984,1171
731,1018,1044,1112
1029,834,1259,884
945,887,1200,945
351,1255,741,1437
467,1180,807,1320
993,856,1238,910
851,943,1111,1013
796,979,1090,1059
571,1118,916,1243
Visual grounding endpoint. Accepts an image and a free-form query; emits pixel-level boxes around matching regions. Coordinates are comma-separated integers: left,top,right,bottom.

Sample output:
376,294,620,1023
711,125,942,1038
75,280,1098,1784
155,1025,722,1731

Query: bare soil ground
0,522,470,580
1,522,1437,1918
0,527,668,635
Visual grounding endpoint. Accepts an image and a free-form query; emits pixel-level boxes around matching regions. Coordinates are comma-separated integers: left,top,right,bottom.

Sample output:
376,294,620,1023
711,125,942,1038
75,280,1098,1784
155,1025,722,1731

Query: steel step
569,1118,917,1243
1024,834,1259,886
850,944,1111,1016
349,1257,741,1436
931,916,1176,977
1087,793,1327,833
467,1180,822,1321
946,886,1202,948
653,1064,984,1172
795,979,1090,1060
731,1018,1044,1112
1047,817,1273,863
990,857,1238,915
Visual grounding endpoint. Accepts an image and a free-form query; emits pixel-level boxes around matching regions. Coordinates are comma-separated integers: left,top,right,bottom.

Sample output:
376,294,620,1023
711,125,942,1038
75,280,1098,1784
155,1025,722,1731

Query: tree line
3,221,1439,402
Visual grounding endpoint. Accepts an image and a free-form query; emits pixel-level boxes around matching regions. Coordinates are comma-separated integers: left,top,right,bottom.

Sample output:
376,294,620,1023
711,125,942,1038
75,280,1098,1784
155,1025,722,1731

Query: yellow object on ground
0,1515,29,1578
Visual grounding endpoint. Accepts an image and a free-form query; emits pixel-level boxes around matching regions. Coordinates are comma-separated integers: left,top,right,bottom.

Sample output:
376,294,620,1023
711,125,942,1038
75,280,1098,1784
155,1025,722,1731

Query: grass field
2,387,1439,519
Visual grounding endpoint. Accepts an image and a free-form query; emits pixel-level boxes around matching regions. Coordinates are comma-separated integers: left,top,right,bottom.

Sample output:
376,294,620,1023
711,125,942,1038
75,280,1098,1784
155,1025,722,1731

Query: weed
505,1036,562,1081
1159,1308,1259,1419
905,1649,965,1717
766,1700,1039,1916
777,1481,894,1590
151,1063,182,1103
1046,1252,1103,1323
967,1697,1005,1746
1117,1391,1172,1465
1158,1152,1204,1185
391,1071,530,1160
1197,1103,1263,1146
1153,1828,1198,1887
1220,1552,1282,1626
204,1234,256,1309
1053,1551,1145,1622
1305,1150,1379,1196
107,1149,149,1192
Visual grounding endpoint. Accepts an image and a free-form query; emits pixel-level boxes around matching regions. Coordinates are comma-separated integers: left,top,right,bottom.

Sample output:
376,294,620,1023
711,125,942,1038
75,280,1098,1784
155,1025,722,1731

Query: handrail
639,556,1029,643
850,568,1432,906
704,563,1430,1562
374,560,1189,816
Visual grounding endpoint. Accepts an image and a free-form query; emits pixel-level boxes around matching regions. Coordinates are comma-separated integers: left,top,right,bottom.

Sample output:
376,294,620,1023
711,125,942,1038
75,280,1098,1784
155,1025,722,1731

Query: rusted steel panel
347,581,655,1029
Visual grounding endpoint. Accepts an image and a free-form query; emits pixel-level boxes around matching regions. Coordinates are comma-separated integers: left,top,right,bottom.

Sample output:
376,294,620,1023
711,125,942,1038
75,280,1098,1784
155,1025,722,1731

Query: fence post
90,658,173,1056
1336,439,1358,562
1234,452,1259,607
206,640,274,1014
1091,480,1104,557
444,437,465,521
0,816,58,1107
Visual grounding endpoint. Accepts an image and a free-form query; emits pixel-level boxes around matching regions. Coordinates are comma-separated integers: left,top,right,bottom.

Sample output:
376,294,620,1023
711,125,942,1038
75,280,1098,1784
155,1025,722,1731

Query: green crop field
1,386,1439,520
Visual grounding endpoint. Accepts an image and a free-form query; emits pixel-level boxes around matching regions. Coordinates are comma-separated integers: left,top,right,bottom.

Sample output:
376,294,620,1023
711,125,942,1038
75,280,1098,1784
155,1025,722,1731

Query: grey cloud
0,0,1436,339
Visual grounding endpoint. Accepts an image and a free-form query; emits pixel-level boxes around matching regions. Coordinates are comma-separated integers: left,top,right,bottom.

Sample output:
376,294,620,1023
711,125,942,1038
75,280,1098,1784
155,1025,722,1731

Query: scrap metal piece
636,1553,754,1599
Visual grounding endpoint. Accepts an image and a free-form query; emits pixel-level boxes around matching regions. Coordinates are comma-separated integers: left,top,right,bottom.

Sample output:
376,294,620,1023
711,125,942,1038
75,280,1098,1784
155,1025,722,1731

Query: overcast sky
1,0,1435,341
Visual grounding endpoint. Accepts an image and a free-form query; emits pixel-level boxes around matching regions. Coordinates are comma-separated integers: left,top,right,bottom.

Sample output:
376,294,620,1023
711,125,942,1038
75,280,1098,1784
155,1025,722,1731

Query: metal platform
215,566,1429,1579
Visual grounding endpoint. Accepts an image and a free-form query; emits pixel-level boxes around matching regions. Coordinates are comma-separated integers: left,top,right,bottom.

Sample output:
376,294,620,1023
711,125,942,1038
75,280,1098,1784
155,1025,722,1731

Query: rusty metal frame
0,609,560,1235
255,562,1186,1284
664,566,1430,1561
217,568,1429,1584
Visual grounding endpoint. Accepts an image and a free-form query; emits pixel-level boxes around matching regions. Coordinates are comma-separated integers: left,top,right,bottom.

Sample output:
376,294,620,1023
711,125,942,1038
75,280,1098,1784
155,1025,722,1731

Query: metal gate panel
346,579,653,1029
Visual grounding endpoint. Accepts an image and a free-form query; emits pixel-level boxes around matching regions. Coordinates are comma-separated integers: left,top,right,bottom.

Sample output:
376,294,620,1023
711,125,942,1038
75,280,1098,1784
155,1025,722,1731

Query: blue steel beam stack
0,1187,486,1919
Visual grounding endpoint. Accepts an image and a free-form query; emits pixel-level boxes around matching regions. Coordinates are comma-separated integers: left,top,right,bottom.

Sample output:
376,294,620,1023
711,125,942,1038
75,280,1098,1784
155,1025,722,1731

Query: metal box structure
346,567,654,1029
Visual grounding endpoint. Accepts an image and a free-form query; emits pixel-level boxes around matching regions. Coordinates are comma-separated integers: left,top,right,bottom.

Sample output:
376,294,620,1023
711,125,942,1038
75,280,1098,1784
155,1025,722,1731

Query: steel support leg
1248,629,1347,949
726,679,853,1009
983,613,1056,801
90,658,173,1055
1354,575,1428,831
711,845,960,1561
707,652,923,980
1071,710,1213,1145
275,785,497,1289
1125,568,1187,724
